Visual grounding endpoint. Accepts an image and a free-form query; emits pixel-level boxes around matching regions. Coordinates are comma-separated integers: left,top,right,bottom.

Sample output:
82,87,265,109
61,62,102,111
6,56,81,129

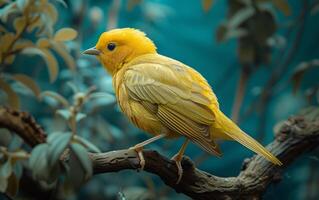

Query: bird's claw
171,154,183,184
129,145,145,171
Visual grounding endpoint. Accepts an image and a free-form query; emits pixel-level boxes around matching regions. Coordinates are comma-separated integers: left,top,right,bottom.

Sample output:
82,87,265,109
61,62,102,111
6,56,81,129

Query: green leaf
11,150,29,162
88,92,116,110
16,0,29,11
88,92,115,100
0,159,12,179
51,41,75,71
47,132,72,167
13,16,26,35
66,81,78,93
0,78,20,109
291,60,319,93
13,39,34,51
228,7,255,28
40,91,69,107
36,38,51,48
27,16,41,33
29,144,49,180
89,98,116,112
29,144,48,169
0,33,15,52
76,112,86,122
21,47,45,57
0,3,18,22
70,143,92,180
230,28,248,39
54,28,77,41
73,135,101,153
218,27,248,42
29,141,60,183
56,0,67,8
41,48,59,83
44,2,58,25
12,74,41,98
56,109,71,120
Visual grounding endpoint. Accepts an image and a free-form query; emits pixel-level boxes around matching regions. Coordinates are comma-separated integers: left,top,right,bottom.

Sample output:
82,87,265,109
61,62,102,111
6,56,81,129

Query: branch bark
1,106,319,199
0,107,46,146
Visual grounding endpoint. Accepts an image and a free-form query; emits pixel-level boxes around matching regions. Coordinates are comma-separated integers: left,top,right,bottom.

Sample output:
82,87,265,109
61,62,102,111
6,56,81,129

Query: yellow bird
83,28,282,183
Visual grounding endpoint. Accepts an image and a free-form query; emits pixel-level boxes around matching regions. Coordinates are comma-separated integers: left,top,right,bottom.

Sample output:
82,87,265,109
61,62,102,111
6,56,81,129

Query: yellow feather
85,28,282,167
212,109,282,165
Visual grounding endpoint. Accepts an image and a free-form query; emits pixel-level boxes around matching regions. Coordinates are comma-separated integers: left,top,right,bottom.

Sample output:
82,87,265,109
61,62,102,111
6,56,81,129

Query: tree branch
1,106,319,199
90,114,319,199
0,107,46,147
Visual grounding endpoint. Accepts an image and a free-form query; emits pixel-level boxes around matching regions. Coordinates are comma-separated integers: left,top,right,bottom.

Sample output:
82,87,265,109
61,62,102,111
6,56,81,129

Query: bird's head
83,28,157,75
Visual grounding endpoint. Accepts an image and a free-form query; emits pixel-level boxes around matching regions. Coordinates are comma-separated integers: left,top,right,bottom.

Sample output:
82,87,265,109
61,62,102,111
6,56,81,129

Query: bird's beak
83,47,101,56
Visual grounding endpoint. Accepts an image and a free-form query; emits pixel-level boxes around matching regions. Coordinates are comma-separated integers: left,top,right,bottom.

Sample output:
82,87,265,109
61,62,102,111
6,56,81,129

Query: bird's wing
124,55,221,155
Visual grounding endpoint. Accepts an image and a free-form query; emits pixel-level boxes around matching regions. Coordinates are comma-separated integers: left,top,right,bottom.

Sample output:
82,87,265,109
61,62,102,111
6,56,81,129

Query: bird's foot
129,145,145,171
171,153,184,184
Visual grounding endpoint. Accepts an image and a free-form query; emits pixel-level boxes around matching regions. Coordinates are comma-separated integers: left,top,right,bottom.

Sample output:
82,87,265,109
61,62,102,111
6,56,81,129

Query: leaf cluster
0,144,28,196
216,0,290,68
0,0,77,109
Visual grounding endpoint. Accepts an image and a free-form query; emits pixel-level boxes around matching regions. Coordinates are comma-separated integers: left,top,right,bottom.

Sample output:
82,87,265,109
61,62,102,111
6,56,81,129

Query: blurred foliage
292,59,319,103
0,0,318,199
0,0,77,109
0,146,27,196
0,0,116,198
216,0,289,69
215,0,293,123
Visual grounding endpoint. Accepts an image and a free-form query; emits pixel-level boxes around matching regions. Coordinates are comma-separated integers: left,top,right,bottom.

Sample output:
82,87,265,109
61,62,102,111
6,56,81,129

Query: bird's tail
212,110,282,165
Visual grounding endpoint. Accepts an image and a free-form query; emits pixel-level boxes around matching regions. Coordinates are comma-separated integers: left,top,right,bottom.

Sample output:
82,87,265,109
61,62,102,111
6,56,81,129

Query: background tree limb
1,106,319,199
0,107,46,146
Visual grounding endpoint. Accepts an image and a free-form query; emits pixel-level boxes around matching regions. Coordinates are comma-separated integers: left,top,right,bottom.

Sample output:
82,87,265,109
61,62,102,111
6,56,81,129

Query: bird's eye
107,43,116,51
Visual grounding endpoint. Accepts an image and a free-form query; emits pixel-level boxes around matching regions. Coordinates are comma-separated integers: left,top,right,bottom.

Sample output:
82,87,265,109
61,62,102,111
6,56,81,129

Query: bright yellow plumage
84,28,282,181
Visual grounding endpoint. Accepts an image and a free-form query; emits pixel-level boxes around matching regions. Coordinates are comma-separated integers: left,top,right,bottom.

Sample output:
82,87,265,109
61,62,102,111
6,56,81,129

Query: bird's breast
112,70,162,136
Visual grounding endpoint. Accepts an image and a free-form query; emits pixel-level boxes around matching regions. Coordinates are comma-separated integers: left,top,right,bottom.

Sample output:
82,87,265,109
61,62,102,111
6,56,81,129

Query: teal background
4,0,319,199
79,0,319,199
